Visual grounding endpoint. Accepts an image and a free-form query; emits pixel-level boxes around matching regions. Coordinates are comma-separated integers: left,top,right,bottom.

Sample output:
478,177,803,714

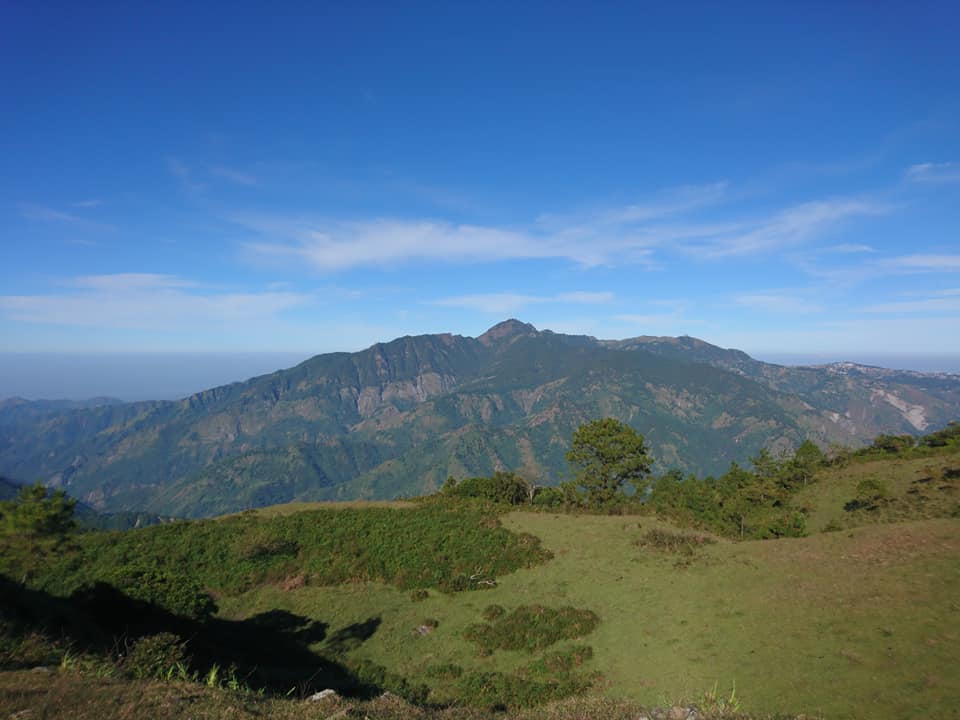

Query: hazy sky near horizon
2,2,959,368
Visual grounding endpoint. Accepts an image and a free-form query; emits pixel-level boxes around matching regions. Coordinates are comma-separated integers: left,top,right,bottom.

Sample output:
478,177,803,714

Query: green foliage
566,418,652,506
482,604,506,621
348,658,430,704
869,434,916,454
424,662,463,679
645,440,829,540
100,565,219,620
696,681,743,716
919,421,960,448
456,669,593,710
635,528,715,556
464,605,600,655
525,645,594,677
6,505,551,607
122,632,190,680
845,478,891,512
448,471,532,505
531,486,564,507
0,482,76,537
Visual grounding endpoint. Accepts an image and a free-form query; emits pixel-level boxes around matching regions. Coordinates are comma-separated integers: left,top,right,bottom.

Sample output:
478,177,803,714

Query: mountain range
1,319,958,517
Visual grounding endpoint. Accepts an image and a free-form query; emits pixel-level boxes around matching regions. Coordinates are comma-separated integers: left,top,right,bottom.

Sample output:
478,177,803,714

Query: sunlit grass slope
2,442,958,718
214,508,959,719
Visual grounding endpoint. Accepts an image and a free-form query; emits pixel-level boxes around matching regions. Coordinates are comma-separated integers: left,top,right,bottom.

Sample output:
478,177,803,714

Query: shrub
21,504,551,602
869,434,915,454
103,566,218,620
920,422,960,448
845,478,891,512
526,645,594,676
122,632,189,680
464,605,600,654
449,472,531,505
531,486,564,507
635,528,715,556
457,670,593,709
349,658,429,704
482,604,505,621
424,662,463,680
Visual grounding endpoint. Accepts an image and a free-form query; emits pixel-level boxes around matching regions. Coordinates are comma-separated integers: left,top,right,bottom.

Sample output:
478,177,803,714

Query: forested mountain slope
1,320,957,516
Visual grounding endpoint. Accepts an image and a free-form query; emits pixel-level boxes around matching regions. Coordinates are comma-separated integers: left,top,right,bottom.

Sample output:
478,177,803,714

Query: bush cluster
646,443,822,540
445,472,532,505
464,605,600,655
18,505,552,605
456,669,593,710
122,632,189,680
634,528,715,556
525,645,593,676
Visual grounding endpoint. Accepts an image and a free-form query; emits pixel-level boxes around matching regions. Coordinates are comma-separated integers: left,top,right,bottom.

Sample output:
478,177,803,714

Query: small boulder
307,688,338,702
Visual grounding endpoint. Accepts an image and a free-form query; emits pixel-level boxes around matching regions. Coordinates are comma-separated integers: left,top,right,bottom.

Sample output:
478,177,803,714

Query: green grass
212,510,959,719
795,446,960,532
4,446,960,717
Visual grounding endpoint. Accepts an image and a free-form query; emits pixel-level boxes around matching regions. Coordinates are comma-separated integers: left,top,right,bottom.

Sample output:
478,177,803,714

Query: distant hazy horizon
0,353,311,402
2,348,958,403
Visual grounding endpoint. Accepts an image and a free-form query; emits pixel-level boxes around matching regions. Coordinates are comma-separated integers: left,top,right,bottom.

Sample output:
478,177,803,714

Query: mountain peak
478,319,538,346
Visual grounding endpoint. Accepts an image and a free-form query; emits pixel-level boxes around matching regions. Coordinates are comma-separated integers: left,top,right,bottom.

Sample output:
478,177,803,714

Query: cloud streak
237,186,885,272
210,165,257,186
0,274,310,331
905,162,960,183
734,292,825,314
18,202,115,230
431,290,614,314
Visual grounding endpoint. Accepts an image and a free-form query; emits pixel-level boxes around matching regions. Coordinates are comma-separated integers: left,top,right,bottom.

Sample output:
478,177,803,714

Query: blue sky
2,1,959,381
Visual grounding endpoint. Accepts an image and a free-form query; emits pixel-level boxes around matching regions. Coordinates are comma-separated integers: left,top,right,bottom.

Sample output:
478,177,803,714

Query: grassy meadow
1,438,958,719
213,510,959,719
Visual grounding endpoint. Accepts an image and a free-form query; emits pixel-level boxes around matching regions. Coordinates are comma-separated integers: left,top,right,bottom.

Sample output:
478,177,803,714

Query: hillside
2,440,958,719
1,320,958,517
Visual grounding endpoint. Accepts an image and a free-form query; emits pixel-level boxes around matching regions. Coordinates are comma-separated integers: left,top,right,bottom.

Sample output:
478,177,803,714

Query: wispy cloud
167,157,205,193
0,274,310,331
734,292,824,314
431,290,614,314
66,273,200,292
537,181,729,229
72,199,104,208
685,199,887,259
210,165,257,186
556,291,615,304
242,218,556,270
860,288,960,314
861,297,960,313
878,254,960,271
19,204,87,225
905,162,960,183
237,186,883,272
820,243,876,254
18,203,114,231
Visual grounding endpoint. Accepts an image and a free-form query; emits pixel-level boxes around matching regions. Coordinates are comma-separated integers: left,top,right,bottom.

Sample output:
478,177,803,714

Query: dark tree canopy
566,418,652,505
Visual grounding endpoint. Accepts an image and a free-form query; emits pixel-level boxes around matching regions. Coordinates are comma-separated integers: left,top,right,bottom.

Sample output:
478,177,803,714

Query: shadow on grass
0,575,385,698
